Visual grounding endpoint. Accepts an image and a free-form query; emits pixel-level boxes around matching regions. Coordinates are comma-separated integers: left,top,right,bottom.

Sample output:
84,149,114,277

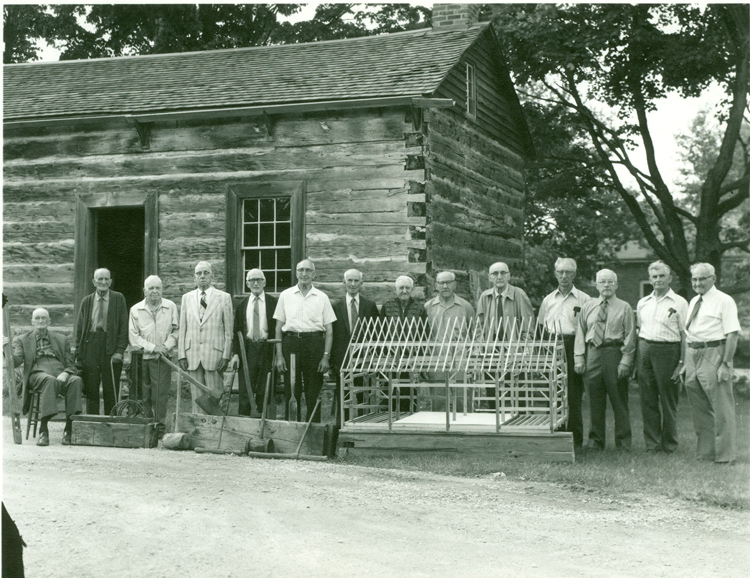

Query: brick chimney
432,3,480,31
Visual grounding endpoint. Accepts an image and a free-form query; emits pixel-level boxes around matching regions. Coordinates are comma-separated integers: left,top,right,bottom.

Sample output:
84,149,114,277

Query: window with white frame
241,197,293,293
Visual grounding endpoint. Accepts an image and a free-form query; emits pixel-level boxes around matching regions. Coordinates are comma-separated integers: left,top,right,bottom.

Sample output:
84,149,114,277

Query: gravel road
3,419,749,578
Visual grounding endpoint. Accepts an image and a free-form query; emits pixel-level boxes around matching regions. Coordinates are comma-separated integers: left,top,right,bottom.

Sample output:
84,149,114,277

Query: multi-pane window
466,63,477,117
242,197,292,293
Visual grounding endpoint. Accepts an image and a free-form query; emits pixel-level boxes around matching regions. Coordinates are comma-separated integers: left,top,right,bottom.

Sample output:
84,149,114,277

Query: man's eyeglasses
490,271,510,277
247,279,264,284
691,276,713,283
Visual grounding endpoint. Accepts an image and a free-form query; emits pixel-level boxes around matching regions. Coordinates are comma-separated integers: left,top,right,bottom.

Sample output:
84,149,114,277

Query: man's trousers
238,341,274,416
80,330,121,415
562,335,584,447
685,343,736,463
282,333,324,423
637,339,681,452
140,357,171,423
28,357,83,420
585,345,631,449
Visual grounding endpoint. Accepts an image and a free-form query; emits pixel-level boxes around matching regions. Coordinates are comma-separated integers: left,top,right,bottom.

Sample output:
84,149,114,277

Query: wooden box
70,415,158,449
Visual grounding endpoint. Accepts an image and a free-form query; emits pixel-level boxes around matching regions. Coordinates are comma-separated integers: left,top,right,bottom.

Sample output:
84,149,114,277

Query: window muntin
242,197,293,293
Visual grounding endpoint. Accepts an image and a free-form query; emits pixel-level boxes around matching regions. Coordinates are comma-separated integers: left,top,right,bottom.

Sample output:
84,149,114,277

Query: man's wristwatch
323,352,330,357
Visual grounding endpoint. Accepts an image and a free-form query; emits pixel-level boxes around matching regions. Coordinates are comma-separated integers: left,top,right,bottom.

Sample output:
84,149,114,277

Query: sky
30,1,726,193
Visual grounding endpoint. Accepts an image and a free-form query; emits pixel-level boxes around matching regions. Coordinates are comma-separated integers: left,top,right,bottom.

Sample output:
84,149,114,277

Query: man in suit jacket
75,268,128,415
13,308,83,446
231,269,277,417
331,269,379,425
178,261,234,414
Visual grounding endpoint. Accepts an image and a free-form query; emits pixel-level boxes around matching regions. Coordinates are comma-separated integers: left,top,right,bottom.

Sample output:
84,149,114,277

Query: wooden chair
25,390,41,440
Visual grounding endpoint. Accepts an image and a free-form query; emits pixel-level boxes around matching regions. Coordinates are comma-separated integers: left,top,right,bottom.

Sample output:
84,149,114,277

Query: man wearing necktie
683,263,741,464
178,261,234,414
331,269,379,424
231,269,277,417
75,268,128,415
574,269,636,450
476,262,534,338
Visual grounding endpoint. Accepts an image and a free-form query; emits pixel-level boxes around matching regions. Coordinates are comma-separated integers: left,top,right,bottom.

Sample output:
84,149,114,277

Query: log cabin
3,4,534,337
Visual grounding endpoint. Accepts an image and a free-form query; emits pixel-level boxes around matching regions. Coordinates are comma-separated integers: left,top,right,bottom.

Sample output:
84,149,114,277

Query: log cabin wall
3,106,425,334
424,28,527,302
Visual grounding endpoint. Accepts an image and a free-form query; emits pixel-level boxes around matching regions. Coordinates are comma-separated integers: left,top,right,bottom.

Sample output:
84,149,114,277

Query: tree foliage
3,3,431,62
493,4,750,292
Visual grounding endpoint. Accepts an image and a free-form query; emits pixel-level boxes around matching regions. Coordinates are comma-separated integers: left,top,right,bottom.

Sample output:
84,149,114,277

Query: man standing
476,262,534,337
331,269,379,424
380,276,428,322
178,261,234,414
684,263,741,464
636,261,688,453
424,271,475,338
75,268,128,415
128,275,179,429
232,269,277,417
537,258,591,449
574,269,636,450
13,308,83,446
274,259,336,423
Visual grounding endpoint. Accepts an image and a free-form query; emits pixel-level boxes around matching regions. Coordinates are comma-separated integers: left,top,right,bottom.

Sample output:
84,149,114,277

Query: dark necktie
252,297,261,341
686,296,702,330
350,298,359,332
496,294,504,330
592,300,608,347
200,292,207,320
96,296,106,331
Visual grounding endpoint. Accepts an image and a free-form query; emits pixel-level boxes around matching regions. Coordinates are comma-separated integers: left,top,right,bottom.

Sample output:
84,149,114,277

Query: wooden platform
173,413,336,456
338,410,574,462
71,415,158,449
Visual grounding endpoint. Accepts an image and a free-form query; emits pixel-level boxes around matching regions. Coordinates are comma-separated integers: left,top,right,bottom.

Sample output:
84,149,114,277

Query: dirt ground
2,418,749,578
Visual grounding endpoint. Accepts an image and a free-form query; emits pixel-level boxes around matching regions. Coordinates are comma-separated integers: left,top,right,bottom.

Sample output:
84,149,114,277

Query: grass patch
338,385,750,511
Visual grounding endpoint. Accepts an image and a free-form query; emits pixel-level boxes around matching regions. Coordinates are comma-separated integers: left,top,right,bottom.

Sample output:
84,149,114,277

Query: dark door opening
96,207,145,310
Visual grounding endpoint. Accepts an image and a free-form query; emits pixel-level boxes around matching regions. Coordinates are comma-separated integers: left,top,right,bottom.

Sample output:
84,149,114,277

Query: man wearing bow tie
178,261,234,413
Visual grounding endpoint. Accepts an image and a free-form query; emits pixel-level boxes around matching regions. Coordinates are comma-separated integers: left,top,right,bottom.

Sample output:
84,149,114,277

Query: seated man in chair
12,308,83,446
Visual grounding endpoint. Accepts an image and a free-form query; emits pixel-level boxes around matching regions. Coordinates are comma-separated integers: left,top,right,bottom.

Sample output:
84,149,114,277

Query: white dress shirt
538,286,591,335
685,286,741,342
245,292,268,340
636,288,688,342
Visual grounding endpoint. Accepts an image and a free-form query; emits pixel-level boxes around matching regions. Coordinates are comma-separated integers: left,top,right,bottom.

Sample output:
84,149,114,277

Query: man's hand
231,354,240,370
617,364,630,380
671,362,685,385
276,354,287,373
217,358,230,373
718,364,731,383
153,345,168,356
574,362,585,375
178,358,188,372
317,355,330,374
56,371,69,383
111,352,123,363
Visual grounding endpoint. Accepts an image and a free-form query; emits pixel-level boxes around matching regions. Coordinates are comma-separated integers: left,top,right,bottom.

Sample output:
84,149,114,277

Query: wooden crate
70,415,158,449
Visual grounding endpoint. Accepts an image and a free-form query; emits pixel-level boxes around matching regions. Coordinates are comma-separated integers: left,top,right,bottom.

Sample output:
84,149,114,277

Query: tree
3,4,431,62
493,4,750,292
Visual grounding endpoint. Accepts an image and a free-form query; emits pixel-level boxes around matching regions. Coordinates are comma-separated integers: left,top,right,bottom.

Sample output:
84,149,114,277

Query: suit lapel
201,287,220,324
342,299,351,335
23,333,36,370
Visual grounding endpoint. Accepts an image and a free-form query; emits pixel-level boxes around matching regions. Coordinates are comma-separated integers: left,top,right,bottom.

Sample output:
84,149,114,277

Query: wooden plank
337,430,574,462
70,415,158,448
175,413,327,455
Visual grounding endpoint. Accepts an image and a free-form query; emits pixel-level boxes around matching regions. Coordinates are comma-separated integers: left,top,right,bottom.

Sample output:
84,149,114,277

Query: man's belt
283,331,325,338
640,338,680,345
688,340,726,349
590,340,623,349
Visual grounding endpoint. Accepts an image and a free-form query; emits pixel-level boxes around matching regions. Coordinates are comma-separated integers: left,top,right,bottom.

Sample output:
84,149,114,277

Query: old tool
236,331,259,416
215,363,237,449
163,369,191,450
158,354,223,415
3,298,23,444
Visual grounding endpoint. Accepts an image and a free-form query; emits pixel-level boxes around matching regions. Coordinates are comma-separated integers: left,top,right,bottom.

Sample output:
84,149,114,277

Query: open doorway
96,207,145,310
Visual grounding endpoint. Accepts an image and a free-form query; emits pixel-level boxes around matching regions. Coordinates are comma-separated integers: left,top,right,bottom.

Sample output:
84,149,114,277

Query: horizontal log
273,109,409,146
306,224,410,238
158,260,226,282
428,197,522,240
3,141,407,182
2,282,75,306
3,220,75,244
3,240,76,263
306,178,409,193
429,175,523,224
159,238,225,261
307,185,409,202
429,243,523,275
306,211,424,226
307,196,417,214
307,236,425,259
428,222,523,258
160,214,226,239
4,263,74,284
3,201,76,222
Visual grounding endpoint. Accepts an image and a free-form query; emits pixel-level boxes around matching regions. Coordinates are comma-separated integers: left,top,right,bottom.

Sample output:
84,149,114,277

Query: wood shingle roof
3,25,487,122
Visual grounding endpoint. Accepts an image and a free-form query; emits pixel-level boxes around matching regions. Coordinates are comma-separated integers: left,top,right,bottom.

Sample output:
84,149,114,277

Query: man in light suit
13,308,83,446
331,269,379,425
178,261,234,414
75,268,128,415
231,269,277,417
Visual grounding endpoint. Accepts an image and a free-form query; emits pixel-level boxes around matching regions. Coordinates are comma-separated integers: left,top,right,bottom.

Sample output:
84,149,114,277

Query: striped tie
591,300,608,347
252,297,261,341
350,298,358,332
199,292,207,320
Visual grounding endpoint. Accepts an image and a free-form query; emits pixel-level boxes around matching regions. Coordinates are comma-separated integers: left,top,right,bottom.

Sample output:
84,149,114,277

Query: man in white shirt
635,261,688,453
537,257,591,449
232,269,277,417
274,259,336,422
683,263,741,464
128,275,179,427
